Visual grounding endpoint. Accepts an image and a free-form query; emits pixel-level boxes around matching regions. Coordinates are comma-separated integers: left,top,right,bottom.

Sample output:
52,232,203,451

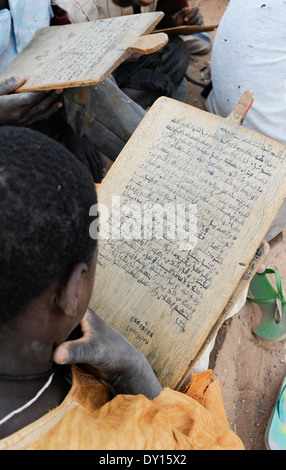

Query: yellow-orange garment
0,367,244,450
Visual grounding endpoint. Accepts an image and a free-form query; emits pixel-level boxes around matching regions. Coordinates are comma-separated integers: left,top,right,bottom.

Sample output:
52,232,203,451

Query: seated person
0,126,244,450
111,0,198,106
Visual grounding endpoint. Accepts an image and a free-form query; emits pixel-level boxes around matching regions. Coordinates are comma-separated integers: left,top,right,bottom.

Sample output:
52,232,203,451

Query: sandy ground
186,0,286,451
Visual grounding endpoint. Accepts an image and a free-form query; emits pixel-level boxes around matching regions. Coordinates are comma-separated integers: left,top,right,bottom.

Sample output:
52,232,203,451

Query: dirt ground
187,0,286,451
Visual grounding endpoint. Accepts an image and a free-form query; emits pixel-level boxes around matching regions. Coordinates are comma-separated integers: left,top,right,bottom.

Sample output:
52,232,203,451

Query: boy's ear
56,263,89,320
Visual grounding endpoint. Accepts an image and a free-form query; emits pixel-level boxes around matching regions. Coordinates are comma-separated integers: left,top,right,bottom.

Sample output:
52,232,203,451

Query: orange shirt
0,367,244,450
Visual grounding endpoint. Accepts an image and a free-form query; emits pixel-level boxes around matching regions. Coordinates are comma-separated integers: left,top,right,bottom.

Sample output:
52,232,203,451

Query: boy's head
0,126,97,325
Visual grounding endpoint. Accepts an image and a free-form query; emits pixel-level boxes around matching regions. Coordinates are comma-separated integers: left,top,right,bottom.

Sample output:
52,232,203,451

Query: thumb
0,76,26,95
53,338,89,365
257,264,266,274
182,6,193,14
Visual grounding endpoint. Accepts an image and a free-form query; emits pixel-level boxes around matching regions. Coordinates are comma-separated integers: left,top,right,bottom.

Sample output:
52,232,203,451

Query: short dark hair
0,126,97,324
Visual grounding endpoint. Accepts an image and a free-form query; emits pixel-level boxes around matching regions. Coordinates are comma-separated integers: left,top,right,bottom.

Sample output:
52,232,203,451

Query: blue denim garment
0,0,52,72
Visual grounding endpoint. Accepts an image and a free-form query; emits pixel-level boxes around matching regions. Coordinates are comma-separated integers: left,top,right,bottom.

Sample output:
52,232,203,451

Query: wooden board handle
226,90,254,126
151,24,218,36
128,33,168,55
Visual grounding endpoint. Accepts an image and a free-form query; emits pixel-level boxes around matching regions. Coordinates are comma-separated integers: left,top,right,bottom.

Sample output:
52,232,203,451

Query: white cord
0,373,55,426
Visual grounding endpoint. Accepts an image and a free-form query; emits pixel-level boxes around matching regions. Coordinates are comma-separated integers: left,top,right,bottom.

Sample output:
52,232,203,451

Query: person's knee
166,37,190,70
158,37,189,88
182,34,212,56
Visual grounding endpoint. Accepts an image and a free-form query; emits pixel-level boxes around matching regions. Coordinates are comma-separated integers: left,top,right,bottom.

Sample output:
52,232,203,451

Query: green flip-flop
265,374,286,450
247,269,286,342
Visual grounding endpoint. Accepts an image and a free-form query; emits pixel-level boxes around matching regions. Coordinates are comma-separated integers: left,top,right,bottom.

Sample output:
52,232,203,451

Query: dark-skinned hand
53,308,162,399
0,77,63,126
174,6,203,27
